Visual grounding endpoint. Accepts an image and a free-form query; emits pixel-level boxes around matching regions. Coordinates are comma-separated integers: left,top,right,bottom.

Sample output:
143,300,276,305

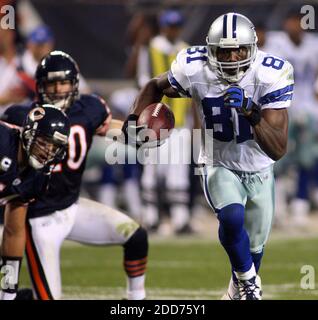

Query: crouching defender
0,105,70,300
1,51,148,300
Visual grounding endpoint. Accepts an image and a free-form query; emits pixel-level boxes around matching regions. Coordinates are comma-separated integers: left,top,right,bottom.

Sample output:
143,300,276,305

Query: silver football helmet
206,13,258,82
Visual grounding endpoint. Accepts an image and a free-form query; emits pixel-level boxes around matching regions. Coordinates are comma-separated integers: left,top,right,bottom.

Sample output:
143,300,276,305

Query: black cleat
15,288,34,300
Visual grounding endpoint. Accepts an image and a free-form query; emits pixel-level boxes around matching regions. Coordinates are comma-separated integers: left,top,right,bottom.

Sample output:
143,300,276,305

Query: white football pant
25,197,140,299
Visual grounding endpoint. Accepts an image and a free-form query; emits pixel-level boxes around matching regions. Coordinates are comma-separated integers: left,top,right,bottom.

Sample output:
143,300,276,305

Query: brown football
137,103,175,142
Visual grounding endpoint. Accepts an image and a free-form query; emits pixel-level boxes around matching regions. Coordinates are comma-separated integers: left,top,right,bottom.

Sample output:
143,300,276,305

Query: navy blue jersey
2,94,109,218
0,124,23,224
0,124,20,204
0,123,50,210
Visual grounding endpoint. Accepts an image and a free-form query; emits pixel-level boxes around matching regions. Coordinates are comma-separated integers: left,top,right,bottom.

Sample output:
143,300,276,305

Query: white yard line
62,283,318,300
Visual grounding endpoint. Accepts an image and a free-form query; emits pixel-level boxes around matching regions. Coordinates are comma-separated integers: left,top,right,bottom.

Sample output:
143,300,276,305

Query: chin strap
28,156,44,170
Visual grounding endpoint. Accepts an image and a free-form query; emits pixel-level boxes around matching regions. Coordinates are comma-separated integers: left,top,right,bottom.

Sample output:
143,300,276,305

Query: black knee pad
123,227,148,260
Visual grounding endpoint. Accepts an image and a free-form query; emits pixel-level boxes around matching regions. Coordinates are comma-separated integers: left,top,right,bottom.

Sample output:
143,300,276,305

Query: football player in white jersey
122,13,294,300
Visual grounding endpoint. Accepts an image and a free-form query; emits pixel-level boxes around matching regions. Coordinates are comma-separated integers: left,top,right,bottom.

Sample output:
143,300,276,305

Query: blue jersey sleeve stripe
258,84,294,105
260,93,293,105
168,71,192,97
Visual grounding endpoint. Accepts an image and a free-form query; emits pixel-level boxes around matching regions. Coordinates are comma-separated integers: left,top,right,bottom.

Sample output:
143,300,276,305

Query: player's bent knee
217,203,245,231
123,227,148,260
218,204,245,245
123,227,148,278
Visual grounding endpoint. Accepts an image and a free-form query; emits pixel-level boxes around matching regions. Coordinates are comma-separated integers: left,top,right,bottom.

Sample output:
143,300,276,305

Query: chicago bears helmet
35,50,80,111
206,13,258,82
21,104,70,170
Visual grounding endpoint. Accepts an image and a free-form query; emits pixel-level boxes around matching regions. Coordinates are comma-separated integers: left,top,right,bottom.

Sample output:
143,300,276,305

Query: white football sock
234,264,256,281
127,275,146,300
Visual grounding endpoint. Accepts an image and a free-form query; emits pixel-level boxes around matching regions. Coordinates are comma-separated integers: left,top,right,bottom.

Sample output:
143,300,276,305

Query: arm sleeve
168,48,192,98
0,168,50,206
258,61,294,110
82,94,111,131
1,104,31,126
0,152,22,205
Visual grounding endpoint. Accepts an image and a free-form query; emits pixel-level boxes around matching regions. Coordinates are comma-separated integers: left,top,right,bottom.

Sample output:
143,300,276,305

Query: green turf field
19,236,318,300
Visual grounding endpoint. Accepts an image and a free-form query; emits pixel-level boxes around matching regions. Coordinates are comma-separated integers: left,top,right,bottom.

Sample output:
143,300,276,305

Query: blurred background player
136,9,194,234
20,25,54,80
2,51,148,300
0,27,32,113
124,11,159,79
265,11,318,228
0,105,70,300
254,22,293,228
0,21,91,117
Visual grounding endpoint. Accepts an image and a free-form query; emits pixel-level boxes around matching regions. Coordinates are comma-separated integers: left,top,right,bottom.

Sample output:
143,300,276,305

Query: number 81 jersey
1,94,110,218
168,47,294,172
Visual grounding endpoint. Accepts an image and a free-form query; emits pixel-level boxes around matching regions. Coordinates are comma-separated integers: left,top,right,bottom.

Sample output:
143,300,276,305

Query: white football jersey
168,47,294,172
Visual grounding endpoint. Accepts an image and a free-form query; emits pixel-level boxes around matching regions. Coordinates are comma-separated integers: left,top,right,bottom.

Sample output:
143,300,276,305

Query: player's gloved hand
18,168,50,203
122,114,144,145
122,114,165,148
6,168,50,204
223,85,254,114
137,136,166,149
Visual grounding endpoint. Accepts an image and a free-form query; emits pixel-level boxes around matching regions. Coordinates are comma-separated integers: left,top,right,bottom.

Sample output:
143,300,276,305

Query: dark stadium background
30,0,318,79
